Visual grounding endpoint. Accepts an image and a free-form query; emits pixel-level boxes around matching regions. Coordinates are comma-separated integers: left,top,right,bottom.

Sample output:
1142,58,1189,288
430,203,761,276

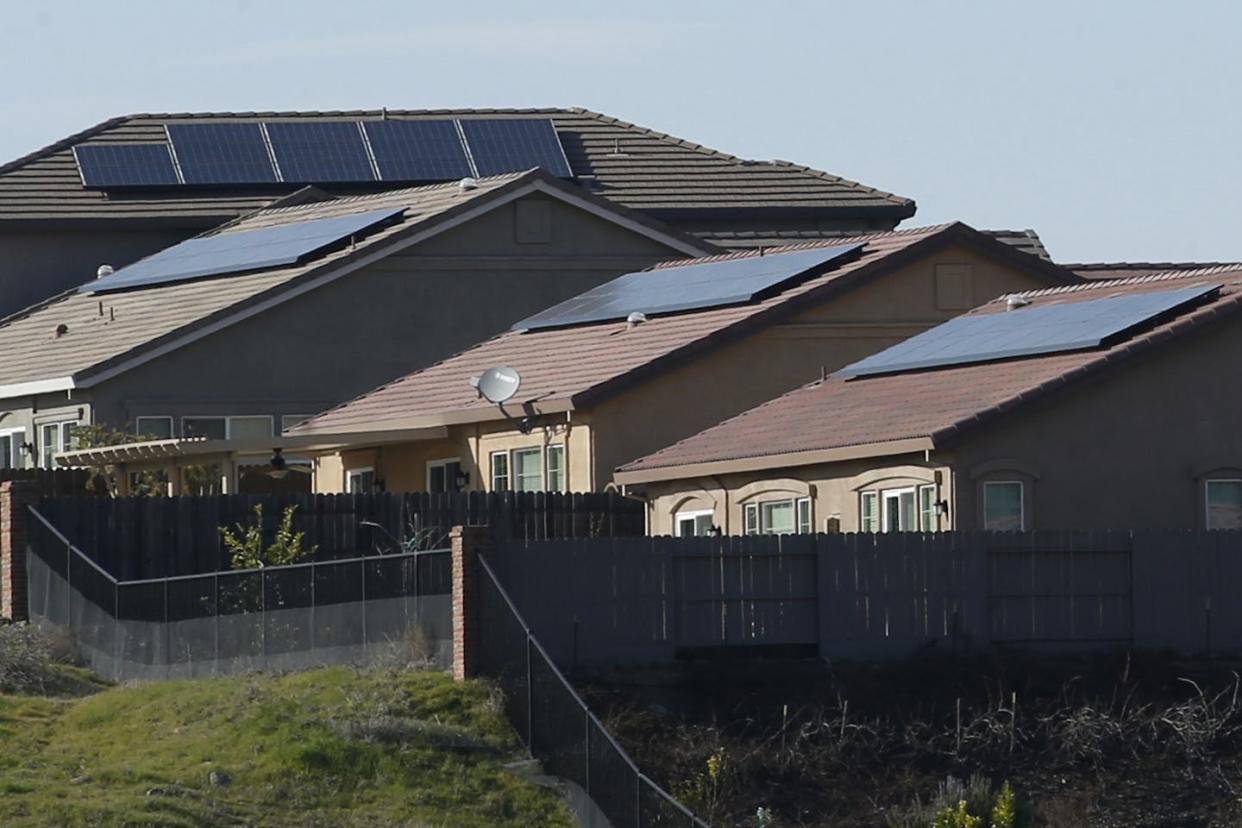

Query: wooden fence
490,529,1242,667
37,491,644,580
1,468,92,496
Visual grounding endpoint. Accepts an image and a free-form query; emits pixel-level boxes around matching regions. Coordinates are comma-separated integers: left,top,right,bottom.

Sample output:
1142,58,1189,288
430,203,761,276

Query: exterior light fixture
268,448,289,480
935,499,950,518
454,470,470,490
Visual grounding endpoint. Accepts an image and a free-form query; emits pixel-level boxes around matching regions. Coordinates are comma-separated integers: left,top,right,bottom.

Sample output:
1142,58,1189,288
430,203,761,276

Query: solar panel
74,144,181,188
363,120,473,182
84,207,404,294
514,243,863,331
460,118,572,178
265,122,376,183
837,284,1220,378
167,123,278,185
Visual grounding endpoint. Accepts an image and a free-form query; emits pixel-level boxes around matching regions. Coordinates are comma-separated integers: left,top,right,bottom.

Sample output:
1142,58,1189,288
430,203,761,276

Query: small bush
0,623,60,694
886,775,1025,828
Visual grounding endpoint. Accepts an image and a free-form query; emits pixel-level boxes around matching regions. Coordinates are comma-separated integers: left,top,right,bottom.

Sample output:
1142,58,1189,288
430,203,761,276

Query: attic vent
96,264,114,280
458,177,479,191
54,323,68,338
1006,295,1031,311
626,311,648,328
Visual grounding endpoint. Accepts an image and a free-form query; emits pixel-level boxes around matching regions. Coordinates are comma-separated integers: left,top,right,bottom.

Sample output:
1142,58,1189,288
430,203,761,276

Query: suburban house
615,266,1242,535
253,222,1082,495
0,108,915,316
1,168,719,489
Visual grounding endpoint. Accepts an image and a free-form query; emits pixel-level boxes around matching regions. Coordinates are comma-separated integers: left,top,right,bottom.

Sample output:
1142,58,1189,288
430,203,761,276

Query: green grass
0,666,573,827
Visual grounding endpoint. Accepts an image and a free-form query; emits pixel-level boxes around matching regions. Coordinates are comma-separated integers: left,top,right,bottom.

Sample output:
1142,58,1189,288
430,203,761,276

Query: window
882,488,917,532
490,452,510,491
744,498,811,535
427,458,463,493
0,428,25,469
1206,479,1242,530
134,417,173,440
918,484,938,532
860,491,879,533
797,497,812,534
546,444,565,492
347,468,375,494
182,416,274,440
983,481,1024,531
512,447,543,492
39,421,77,468
675,509,715,537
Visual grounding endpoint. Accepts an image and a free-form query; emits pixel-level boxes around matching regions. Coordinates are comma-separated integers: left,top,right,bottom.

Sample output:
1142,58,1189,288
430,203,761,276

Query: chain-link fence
26,506,452,682
477,554,709,827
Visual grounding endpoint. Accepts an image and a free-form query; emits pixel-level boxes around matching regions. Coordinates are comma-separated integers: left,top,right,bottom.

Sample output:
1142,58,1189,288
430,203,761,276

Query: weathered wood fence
490,530,1242,666
38,491,643,580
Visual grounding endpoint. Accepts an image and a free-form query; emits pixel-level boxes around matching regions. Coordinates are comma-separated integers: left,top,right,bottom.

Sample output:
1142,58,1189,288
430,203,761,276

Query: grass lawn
0,666,573,827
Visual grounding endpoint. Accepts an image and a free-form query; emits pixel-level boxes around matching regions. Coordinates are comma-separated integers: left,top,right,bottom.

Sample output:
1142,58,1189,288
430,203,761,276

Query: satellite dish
473,366,521,404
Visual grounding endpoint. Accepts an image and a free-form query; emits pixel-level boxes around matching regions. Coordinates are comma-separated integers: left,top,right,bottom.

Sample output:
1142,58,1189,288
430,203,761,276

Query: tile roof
689,228,1051,260
0,108,915,224
1067,261,1242,280
291,222,1078,436
0,171,602,393
619,266,1242,477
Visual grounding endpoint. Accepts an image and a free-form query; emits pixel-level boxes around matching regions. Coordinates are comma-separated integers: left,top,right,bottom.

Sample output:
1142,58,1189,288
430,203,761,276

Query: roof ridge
0,114,131,175
241,172,528,220
1066,260,1242,270
992,265,1242,302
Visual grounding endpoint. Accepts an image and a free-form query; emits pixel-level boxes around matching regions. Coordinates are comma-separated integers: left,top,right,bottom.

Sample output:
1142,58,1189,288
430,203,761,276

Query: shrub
221,504,317,569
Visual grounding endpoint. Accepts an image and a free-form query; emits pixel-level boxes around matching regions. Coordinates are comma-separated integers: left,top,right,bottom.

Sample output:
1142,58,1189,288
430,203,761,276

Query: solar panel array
75,118,573,188
513,243,864,331
74,144,181,188
836,284,1220,378
84,207,405,294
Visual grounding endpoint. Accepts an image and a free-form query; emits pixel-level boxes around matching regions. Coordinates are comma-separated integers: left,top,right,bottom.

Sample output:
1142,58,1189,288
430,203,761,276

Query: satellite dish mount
470,366,537,434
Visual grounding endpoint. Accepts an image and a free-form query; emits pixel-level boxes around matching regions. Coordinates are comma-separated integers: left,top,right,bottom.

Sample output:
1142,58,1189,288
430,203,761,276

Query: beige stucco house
615,267,1242,535
283,222,1079,495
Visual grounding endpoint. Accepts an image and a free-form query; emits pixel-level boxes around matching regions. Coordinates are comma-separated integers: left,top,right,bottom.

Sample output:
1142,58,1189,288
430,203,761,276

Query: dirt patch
581,653,1242,827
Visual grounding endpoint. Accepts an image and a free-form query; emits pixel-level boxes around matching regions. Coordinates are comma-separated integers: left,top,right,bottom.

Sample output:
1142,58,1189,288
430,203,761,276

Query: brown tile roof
618,267,1242,478
291,222,1079,435
690,228,1051,260
0,172,576,393
0,108,915,224
1068,261,1242,280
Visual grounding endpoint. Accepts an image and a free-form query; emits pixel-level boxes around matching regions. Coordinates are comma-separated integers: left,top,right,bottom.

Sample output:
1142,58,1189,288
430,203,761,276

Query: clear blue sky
3,0,1238,263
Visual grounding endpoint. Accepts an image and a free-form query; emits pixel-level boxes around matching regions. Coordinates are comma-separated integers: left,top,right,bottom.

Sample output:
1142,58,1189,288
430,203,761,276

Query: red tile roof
292,222,1076,435
618,267,1242,478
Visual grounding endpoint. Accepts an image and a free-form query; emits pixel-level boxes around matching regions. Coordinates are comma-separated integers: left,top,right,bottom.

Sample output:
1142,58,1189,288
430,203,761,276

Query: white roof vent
626,311,648,327
458,177,479,192
1006,295,1031,311
96,264,114,280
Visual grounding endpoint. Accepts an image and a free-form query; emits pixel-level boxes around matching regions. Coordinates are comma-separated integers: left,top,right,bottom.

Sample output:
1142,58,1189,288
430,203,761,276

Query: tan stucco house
615,267,1242,535
281,222,1080,495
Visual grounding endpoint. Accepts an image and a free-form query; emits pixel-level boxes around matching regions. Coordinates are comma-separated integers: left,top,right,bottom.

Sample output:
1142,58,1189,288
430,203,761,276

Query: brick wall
0,481,38,621
451,525,492,681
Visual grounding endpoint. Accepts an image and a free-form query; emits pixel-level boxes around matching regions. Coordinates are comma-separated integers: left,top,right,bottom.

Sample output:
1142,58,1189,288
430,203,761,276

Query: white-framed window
860,491,880,533
512,447,543,492
347,467,375,494
134,416,174,440
1205,479,1242,530
918,484,938,532
546,444,565,492
675,509,715,537
182,415,274,440
490,452,510,492
427,458,463,493
39,421,78,469
743,498,813,536
0,428,25,470
983,481,1024,531
882,487,917,532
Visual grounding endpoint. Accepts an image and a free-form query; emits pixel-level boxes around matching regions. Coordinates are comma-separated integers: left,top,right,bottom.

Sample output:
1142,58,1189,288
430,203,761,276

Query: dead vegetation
585,653,1242,827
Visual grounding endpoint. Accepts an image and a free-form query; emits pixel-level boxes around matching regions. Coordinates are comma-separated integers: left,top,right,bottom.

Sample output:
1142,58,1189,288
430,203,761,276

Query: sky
1,0,1238,264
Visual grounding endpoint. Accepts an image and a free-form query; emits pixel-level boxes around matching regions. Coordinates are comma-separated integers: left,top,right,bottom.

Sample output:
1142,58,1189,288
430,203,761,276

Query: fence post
0,481,39,621
451,525,492,681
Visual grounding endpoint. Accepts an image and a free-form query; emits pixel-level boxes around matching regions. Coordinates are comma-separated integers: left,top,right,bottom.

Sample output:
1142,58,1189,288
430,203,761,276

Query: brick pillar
1,480,39,621
451,525,492,681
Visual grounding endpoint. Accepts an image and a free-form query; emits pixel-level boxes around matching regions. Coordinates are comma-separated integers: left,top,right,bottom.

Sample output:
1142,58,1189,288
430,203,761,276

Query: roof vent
458,177,479,192
626,311,648,327
54,323,68,338
96,264,114,280
1006,295,1031,311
